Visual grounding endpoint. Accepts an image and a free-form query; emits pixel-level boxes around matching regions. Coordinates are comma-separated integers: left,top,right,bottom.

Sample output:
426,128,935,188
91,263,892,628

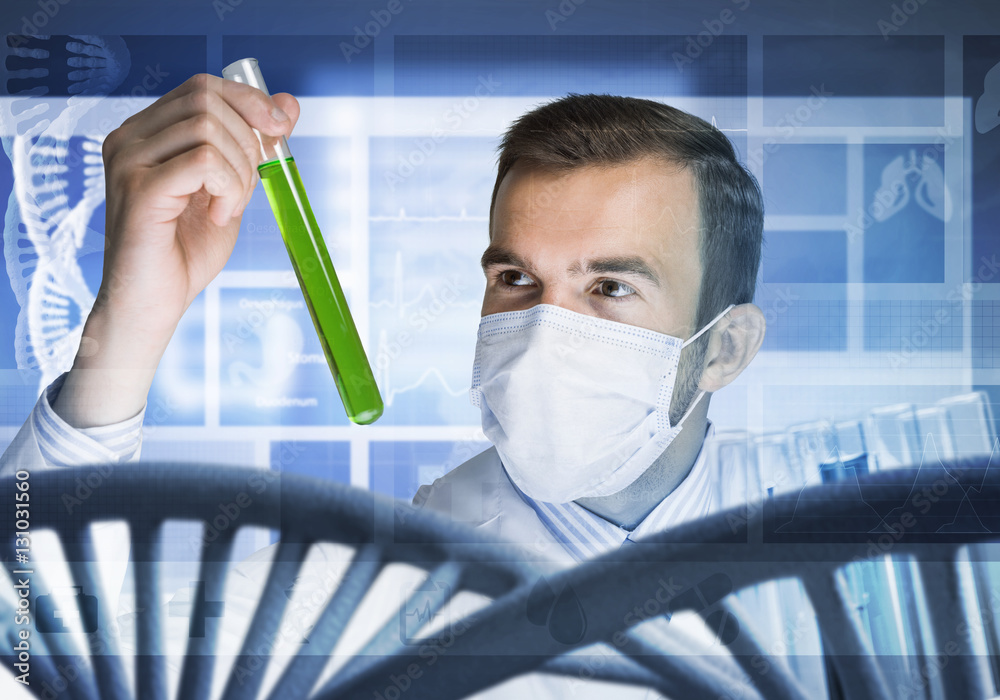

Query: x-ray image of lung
863,144,945,283
1,36,130,390
975,60,1000,134
871,148,952,224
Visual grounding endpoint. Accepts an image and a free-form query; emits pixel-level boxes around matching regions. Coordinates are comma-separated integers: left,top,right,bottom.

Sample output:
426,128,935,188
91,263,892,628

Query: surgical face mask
470,303,734,503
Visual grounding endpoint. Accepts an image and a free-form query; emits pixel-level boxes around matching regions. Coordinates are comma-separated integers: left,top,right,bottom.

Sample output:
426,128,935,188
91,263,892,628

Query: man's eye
598,280,636,299
499,270,533,287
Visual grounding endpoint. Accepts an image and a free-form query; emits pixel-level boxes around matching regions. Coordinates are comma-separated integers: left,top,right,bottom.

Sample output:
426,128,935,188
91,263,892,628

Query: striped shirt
507,422,718,562
32,371,146,467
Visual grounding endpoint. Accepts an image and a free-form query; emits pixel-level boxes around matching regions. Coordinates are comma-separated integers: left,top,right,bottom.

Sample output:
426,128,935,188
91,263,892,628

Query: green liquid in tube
258,156,383,424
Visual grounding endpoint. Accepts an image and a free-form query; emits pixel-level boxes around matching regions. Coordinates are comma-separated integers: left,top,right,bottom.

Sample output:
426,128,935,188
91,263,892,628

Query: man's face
481,156,706,417
483,156,702,337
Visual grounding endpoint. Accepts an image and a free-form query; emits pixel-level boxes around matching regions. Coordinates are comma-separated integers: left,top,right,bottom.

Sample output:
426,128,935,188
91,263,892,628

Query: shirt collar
506,421,717,562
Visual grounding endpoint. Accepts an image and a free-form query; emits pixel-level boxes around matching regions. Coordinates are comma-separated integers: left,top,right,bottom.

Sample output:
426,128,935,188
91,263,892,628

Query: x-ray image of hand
65,36,131,96
975,60,1000,135
2,35,130,142
1,36,130,388
872,148,952,224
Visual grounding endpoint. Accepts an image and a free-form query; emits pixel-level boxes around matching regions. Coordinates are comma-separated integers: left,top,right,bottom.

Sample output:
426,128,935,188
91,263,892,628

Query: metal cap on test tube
221,57,291,163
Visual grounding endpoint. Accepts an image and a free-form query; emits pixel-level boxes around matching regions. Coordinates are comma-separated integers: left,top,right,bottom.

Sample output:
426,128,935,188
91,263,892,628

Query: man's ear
698,303,766,392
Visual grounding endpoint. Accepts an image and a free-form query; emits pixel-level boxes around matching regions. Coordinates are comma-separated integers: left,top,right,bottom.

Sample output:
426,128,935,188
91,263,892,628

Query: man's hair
488,93,764,337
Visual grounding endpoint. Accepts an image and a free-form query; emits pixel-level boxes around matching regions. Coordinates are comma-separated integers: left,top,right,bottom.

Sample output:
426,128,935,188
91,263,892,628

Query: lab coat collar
505,421,717,562
412,422,717,567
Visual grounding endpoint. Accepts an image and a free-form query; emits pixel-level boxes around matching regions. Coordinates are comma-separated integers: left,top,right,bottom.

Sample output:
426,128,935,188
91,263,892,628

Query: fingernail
271,105,289,122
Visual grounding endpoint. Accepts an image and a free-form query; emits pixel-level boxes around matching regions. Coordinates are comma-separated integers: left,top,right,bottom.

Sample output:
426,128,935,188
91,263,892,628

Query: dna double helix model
1,35,130,390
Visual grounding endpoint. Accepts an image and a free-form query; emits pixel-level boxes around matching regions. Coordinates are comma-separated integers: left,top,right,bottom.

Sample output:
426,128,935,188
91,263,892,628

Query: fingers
148,144,246,227
124,95,263,216
104,73,295,219
212,75,294,135
124,87,263,171
140,114,258,218
121,73,292,141
271,92,301,131
100,72,300,226
65,39,106,58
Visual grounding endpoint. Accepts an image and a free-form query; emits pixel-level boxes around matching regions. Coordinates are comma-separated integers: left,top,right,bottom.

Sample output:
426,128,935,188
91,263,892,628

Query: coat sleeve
0,371,147,478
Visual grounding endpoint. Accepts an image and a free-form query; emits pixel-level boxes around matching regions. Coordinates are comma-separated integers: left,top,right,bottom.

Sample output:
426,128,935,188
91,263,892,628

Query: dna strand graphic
1,35,130,390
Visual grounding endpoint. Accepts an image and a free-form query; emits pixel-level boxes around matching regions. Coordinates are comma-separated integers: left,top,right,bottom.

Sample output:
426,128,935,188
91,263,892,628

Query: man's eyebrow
480,244,531,272
480,246,661,287
571,256,662,288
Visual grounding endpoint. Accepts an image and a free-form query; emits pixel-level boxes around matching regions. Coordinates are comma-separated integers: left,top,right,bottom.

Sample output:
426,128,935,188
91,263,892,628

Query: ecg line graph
370,249,479,410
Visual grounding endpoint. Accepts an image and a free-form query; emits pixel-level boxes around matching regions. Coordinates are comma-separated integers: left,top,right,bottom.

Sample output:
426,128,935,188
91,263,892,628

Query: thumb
270,92,301,133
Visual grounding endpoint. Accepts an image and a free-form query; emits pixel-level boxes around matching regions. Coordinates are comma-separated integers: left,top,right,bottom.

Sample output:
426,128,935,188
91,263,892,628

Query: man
0,75,765,695
412,93,766,567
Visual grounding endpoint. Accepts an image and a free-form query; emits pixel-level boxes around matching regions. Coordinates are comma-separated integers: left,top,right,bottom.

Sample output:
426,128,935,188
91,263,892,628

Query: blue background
1,2,999,698
0,3,996,495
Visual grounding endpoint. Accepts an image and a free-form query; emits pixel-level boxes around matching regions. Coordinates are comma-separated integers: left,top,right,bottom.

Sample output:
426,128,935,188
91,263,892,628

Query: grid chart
0,32,998,506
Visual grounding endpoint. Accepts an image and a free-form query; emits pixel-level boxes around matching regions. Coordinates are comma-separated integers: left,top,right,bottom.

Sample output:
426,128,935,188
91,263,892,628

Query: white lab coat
180,447,735,699
409,446,736,699
411,445,577,568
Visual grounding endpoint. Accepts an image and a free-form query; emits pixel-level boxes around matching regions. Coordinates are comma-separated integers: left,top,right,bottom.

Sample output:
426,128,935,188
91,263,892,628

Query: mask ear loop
674,304,736,428
681,303,736,349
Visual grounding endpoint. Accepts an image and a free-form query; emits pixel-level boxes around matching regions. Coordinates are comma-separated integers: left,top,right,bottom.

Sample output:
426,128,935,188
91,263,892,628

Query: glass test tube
866,403,921,471
936,391,997,459
222,58,383,425
788,420,836,485
916,405,952,458
832,420,869,479
709,430,759,510
755,431,799,498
